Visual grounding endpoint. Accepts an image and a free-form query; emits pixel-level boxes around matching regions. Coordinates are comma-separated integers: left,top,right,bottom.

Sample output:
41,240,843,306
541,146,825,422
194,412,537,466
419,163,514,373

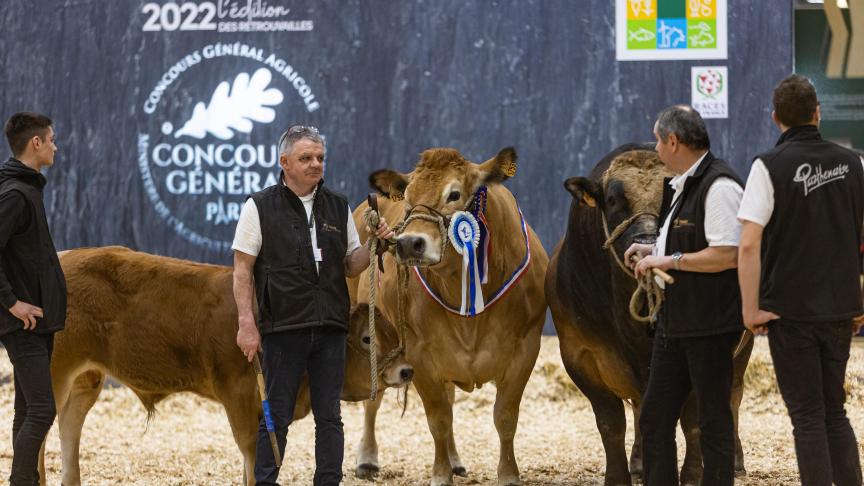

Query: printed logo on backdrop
616,0,728,61
137,43,322,251
141,1,313,33
691,66,728,119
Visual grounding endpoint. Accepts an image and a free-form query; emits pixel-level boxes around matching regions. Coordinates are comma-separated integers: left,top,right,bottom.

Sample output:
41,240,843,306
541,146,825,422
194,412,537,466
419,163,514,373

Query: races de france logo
695,68,723,98
691,66,728,119
137,43,321,251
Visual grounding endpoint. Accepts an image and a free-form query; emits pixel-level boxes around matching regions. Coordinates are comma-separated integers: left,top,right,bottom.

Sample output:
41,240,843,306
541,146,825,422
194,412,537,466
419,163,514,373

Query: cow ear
564,177,603,209
478,147,518,185
349,303,369,329
369,170,409,202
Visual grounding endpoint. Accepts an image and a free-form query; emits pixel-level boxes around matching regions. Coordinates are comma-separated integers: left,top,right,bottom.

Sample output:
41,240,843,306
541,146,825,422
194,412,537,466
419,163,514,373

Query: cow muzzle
396,234,426,260
384,362,414,386
627,215,659,246
395,233,441,266
393,204,450,266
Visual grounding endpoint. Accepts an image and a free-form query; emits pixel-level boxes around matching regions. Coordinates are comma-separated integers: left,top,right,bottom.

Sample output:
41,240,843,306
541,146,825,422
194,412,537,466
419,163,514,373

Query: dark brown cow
41,246,411,486
546,144,753,486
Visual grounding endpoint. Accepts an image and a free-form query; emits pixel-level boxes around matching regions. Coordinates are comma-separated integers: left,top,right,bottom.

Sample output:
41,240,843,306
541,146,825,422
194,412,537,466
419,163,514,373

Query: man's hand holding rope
345,217,395,278
369,218,395,242
624,243,655,272
632,254,674,277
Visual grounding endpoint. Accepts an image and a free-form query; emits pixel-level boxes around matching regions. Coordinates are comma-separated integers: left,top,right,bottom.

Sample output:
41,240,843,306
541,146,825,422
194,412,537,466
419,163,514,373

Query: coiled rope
600,211,667,323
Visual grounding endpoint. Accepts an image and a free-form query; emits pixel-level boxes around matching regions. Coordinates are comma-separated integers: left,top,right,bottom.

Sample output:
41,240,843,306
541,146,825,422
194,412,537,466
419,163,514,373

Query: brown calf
41,246,411,486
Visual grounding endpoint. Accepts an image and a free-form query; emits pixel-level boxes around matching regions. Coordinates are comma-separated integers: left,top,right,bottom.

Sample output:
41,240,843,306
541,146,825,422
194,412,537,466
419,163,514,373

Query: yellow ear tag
503,161,517,177
581,193,597,208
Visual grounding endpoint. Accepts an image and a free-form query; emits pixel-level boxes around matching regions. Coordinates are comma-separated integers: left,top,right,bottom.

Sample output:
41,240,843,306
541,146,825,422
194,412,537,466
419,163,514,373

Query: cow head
564,149,671,261
342,303,413,401
370,147,517,266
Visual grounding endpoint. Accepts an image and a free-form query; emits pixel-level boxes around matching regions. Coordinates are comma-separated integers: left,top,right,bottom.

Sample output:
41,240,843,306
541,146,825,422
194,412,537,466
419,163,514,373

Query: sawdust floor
2,337,863,485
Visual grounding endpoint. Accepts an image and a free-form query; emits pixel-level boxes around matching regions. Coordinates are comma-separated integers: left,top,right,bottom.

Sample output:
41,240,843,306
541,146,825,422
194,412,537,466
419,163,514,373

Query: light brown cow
352,147,549,486
42,246,411,486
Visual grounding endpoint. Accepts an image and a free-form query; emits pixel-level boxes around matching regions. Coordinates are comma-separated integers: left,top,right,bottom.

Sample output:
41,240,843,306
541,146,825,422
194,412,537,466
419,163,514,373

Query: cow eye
447,191,461,202
362,336,371,345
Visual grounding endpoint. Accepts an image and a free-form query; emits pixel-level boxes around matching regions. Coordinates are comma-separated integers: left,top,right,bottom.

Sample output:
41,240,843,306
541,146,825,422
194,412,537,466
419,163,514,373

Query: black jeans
254,326,346,486
0,330,57,486
640,330,739,486
768,318,862,486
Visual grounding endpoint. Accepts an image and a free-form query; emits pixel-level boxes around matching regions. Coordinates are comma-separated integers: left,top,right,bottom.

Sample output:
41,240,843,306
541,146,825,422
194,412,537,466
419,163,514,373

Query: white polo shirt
231,190,361,272
652,154,743,288
655,152,744,258
737,156,864,226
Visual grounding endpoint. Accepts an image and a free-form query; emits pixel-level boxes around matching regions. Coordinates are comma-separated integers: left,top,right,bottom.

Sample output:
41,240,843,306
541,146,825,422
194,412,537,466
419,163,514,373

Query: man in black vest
625,105,744,486
0,112,67,486
738,75,863,486
232,125,392,485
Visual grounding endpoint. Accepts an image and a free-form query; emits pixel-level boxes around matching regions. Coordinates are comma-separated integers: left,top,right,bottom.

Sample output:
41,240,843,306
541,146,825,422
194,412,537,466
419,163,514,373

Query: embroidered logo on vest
793,163,850,196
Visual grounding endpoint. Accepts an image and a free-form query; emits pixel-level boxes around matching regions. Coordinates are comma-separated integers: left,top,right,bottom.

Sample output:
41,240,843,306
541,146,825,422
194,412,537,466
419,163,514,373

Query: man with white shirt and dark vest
737,75,864,486
232,125,393,486
625,105,744,486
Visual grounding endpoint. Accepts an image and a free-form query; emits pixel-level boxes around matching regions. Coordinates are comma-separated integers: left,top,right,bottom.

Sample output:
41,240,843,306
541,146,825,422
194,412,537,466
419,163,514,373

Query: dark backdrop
0,0,793,263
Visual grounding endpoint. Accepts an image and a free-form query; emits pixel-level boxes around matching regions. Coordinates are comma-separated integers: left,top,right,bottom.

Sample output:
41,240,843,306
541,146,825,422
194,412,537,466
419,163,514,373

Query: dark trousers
768,318,862,486
0,330,56,486
640,330,739,486
254,326,346,486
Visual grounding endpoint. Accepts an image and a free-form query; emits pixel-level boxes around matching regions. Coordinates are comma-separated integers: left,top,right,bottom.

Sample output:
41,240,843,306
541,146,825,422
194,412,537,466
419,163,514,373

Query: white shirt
231,191,361,272
655,152,744,259
738,156,864,227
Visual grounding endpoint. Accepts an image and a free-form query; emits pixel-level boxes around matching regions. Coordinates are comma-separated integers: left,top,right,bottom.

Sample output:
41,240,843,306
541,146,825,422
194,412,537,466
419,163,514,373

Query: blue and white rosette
448,211,485,316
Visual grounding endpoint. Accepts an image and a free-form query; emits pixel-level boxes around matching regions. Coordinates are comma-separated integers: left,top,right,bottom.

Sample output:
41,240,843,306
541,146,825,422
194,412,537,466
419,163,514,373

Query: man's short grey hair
655,105,710,151
278,125,325,155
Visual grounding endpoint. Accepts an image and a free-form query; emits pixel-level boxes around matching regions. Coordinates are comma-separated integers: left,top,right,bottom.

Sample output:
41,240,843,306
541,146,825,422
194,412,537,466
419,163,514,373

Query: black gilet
250,177,350,334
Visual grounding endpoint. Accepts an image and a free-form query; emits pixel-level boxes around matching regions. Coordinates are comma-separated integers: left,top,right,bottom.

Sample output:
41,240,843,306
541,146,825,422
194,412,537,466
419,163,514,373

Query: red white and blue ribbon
413,205,532,317
471,186,491,283
448,211,485,316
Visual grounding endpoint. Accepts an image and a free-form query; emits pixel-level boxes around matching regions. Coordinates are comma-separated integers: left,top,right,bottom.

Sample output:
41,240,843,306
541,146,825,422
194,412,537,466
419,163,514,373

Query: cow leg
413,374,455,486
40,363,78,486
221,389,260,486
494,331,543,486
38,440,47,486
355,392,384,480
57,370,105,486
731,335,753,477
679,395,702,486
730,378,746,478
629,400,643,482
445,383,466,477
564,369,631,486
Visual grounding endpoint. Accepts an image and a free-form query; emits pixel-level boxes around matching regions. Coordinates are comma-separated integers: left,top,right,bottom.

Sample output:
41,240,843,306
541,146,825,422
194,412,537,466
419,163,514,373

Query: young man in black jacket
738,75,864,486
0,112,67,486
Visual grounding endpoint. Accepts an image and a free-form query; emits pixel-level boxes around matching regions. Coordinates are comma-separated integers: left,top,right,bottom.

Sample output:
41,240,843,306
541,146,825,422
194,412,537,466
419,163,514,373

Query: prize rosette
448,211,485,316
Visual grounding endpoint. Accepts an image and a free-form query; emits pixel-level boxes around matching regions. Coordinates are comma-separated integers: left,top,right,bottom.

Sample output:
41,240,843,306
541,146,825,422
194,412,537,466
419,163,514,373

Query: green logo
688,20,717,49
627,20,657,49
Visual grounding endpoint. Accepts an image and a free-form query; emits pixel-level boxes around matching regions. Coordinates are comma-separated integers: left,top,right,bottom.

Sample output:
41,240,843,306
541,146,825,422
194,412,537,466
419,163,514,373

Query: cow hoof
631,471,643,483
735,467,747,478
452,466,467,477
355,463,379,480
